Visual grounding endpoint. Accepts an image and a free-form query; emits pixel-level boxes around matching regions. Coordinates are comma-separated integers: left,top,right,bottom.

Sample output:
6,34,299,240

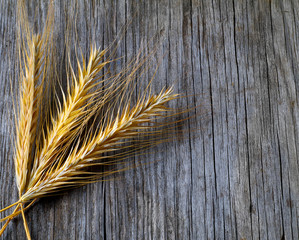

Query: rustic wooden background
1,0,299,239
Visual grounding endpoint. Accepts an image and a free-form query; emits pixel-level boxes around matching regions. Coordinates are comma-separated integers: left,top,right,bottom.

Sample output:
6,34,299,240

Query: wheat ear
18,87,176,201
15,34,44,196
0,2,54,239
30,47,107,174
10,33,44,240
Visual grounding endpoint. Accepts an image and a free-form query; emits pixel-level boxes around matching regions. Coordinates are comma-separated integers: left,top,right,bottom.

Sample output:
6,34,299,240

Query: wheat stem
0,201,21,213
0,205,20,236
20,203,31,240
0,200,37,223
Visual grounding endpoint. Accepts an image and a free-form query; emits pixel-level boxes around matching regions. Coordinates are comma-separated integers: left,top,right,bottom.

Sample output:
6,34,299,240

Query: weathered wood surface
1,0,299,239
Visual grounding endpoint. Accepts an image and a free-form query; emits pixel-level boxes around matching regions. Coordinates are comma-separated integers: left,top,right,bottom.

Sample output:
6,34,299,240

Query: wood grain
0,0,298,239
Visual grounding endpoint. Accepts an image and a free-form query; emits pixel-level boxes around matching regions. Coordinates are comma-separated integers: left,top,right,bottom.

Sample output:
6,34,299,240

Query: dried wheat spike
32,47,109,171
15,34,43,196
20,87,177,201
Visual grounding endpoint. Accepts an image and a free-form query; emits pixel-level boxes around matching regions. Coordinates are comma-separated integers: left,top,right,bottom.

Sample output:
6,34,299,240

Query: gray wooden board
0,0,298,239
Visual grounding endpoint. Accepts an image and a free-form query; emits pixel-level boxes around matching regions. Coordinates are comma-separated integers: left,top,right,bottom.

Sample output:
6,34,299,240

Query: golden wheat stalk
0,2,52,239
10,2,56,238
1,34,43,239
14,33,45,240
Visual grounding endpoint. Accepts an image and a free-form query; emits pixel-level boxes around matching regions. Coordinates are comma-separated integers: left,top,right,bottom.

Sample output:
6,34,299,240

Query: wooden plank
0,0,298,239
